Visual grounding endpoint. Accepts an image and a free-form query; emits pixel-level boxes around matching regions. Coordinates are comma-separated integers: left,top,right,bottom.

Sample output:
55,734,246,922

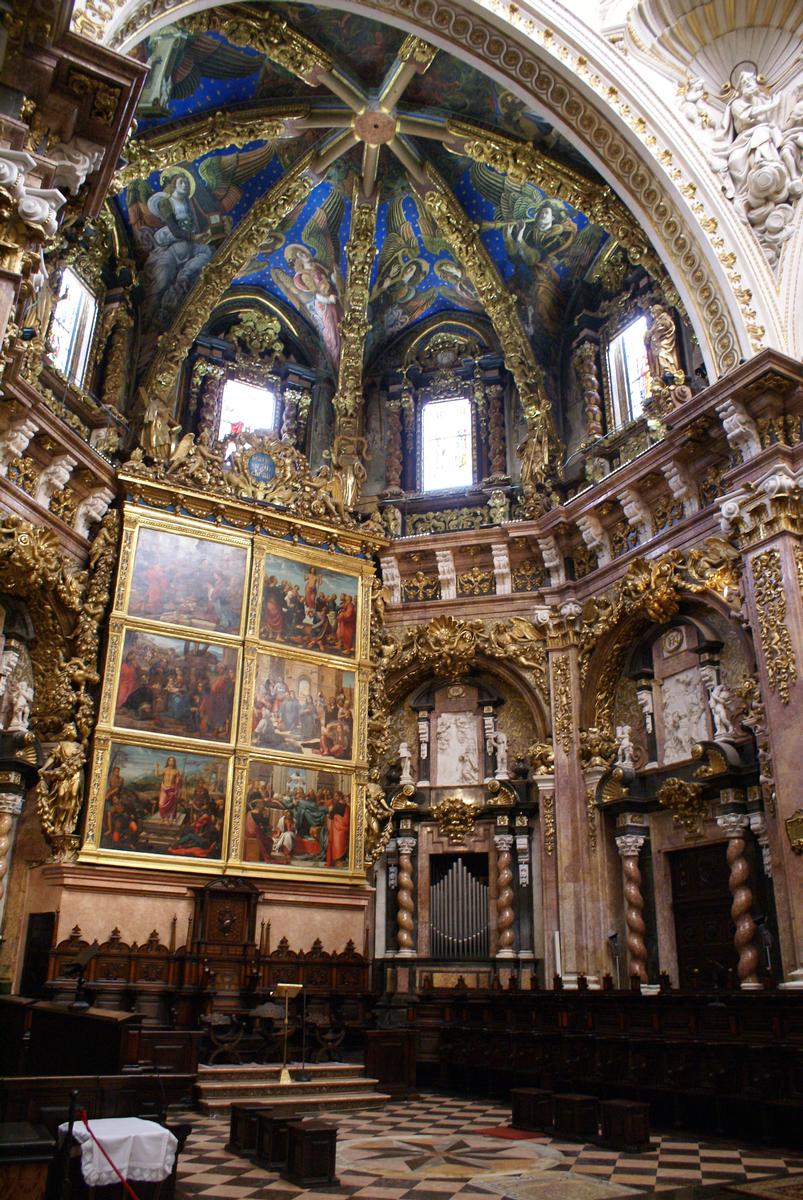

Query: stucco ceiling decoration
81,0,754,373
625,0,803,89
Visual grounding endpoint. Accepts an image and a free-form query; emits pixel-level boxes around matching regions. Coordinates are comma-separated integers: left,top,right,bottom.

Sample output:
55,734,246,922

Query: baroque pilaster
721,466,803,984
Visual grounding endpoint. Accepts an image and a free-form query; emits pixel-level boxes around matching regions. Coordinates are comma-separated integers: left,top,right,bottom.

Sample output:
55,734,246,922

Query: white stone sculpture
435,712,480,785
615,724,635,768
33,454,76,508
379,555,402,606
662,460,700,516
7,677,33,733
576,513,612,565
17,187,66,239
537,535,565,586
74,487,115,538
0,649,20,703
48,136,105,194
398,741,414,785
0,416,38,476
435,549,456,600
492,728,509,780
618,487,652,543
680,76,710,127
709,67,802,267
660,668,709,763
636,687,655,734
490,543,511,595
708,682,738,739
717,397,762,461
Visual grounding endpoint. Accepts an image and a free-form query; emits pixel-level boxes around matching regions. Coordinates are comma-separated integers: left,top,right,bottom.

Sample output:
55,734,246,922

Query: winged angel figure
271,189,345,367
138,27,263,117
369,196,439,336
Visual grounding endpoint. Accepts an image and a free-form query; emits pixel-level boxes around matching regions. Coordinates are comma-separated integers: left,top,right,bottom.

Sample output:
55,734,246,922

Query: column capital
717,811,750,838
396,836,417,856
494,833,514,852
615,833,645,858
0,792,23,817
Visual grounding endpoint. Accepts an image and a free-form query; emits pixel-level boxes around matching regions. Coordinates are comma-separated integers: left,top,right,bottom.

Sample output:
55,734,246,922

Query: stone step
197,1062,362,1081
196,1075,380,1097
196,1090,391,1115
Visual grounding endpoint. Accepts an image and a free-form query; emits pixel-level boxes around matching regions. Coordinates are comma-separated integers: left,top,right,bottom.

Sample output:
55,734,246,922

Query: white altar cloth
58,1117,177,1187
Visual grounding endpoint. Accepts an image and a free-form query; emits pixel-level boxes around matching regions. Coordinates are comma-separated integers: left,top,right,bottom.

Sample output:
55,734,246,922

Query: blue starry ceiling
117,1,611,377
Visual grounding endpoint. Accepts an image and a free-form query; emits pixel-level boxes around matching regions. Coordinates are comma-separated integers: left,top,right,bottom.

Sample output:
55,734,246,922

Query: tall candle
553,930,562,977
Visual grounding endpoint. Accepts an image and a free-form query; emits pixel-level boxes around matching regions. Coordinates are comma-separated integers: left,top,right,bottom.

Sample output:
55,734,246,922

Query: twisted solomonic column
494,834,516,958
396,836,417,957
615,834,648,982
717,812,760,987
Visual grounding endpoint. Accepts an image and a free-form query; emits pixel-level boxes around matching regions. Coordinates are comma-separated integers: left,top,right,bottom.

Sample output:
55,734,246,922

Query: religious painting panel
124,522,249,637
237,758,353,872
112,627,240,746
245,649,356,763
252,547,360,661
87,739,230,864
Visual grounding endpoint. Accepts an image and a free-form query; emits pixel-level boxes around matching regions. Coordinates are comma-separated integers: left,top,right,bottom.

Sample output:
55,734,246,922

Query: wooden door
669,843,736,988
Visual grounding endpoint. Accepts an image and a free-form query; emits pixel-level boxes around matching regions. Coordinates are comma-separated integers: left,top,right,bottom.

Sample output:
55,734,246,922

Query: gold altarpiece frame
80,504,375,883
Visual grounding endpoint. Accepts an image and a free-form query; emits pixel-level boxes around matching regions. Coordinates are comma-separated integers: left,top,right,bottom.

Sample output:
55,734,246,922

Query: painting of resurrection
242,760,351,869
258,552,359,659
99,741,227,859
128,526,248,634
249,651,354,760
114,628,238,744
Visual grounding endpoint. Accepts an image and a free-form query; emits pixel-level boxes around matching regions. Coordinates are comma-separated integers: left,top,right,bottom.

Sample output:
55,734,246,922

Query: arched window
420,393,475,492
218,376,279,440
606,315,650,428
48,267,98,387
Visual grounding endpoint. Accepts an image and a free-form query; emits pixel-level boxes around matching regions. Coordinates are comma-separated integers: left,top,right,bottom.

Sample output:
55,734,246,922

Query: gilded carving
656,777,707,838
406,507,487,535
552,654,573,753
541,789,556,856
432,794,477,843
586,787,598,851
118,110,301,188
457,566,494,596
528,740,555,775
751,548,796,704
180,9,333,80
334,192,378,427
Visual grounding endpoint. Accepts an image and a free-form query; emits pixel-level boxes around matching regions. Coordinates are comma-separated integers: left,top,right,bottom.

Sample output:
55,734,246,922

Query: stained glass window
421,395,474,492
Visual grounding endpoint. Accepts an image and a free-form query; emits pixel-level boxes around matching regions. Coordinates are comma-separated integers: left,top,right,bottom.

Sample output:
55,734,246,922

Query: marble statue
492,728,509,780
0,648,19,703
436,712,480,786
398,741,414,785
708,681,738,739
7,677,33,733
615,724,635,768
709,66,802,265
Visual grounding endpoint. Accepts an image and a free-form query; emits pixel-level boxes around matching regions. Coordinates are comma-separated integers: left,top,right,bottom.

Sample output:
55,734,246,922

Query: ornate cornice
180,7,333,82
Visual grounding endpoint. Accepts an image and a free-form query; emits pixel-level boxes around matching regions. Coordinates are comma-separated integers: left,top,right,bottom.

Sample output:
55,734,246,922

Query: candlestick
553,930,562,978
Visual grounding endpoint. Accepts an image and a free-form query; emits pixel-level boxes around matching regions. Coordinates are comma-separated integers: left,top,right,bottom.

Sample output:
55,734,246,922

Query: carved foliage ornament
751,548,797,705
431,794,477,843
656,776,707,838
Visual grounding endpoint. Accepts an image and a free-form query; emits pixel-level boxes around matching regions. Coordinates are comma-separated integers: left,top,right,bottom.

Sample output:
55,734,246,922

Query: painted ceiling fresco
115,1,611,378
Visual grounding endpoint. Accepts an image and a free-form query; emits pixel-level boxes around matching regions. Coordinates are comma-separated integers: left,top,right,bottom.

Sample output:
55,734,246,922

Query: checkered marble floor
172,1094,803,1200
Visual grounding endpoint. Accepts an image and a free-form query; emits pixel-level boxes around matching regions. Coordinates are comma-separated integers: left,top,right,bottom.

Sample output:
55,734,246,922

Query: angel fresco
471,163,582,334
136,27,263,118
271,189,346,367
370,197,437,336
125,142,279,349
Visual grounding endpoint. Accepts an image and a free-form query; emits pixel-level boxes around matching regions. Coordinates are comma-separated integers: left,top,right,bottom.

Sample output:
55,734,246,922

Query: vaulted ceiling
112,2,642,390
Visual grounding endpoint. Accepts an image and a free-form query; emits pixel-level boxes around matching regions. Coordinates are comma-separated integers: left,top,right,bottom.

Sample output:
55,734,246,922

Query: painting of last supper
258,552,359,660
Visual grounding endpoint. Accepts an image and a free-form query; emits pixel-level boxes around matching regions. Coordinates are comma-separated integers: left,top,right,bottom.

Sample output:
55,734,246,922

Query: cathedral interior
1,0,803,1195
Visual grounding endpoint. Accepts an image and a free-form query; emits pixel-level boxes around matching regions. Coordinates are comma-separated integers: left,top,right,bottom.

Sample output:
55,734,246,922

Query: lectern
275,982,302,1084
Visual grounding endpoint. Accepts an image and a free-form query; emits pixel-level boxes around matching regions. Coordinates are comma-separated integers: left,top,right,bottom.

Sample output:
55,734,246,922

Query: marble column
0,791,23,934
547,631,606,986
615,830,648,983
494,833,515,958
716,808,761,988
728,488,803,985
395,835,416,957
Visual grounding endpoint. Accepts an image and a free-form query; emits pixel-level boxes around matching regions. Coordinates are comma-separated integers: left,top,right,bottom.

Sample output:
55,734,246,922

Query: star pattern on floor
172,1093,803,1199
